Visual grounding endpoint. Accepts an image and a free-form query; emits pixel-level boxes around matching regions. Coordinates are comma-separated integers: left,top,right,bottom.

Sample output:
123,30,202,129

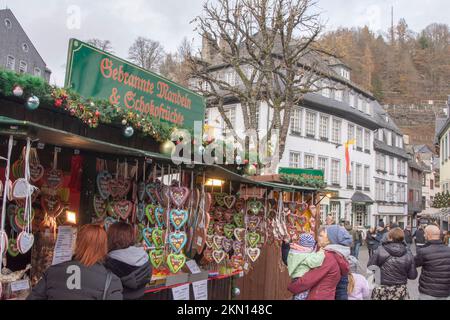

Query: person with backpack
27,224,123,300
414,225,426,248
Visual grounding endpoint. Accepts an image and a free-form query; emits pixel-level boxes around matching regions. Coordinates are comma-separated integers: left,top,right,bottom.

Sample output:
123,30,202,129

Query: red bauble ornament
95,110,100,117
244,160,249,165
54,99,63,108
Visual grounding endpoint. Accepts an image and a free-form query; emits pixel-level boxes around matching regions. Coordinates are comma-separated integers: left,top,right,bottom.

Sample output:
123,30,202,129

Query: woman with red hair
27,224,123,300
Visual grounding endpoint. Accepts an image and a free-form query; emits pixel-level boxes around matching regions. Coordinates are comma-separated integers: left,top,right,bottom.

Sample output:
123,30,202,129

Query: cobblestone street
358,245,421,300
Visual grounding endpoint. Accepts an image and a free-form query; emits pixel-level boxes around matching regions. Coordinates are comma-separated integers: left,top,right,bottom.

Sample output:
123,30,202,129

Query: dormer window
4,19,11,29
22,43,29,52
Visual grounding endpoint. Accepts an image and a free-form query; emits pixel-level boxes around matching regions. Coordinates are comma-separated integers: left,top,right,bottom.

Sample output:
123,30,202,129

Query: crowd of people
283,215,450,300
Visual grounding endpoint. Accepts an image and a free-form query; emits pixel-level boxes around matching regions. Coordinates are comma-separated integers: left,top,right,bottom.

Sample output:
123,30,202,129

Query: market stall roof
351,191,374,204
258,181,317,192
0,116,172,160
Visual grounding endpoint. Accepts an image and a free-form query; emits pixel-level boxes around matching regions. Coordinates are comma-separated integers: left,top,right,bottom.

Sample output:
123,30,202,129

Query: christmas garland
0,69,177,142
279,173,326,189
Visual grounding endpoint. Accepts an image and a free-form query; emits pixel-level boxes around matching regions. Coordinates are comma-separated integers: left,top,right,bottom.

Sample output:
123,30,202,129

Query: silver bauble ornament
25,96,40,110
121,119,127,126
232,287,241,297
123,126,134,138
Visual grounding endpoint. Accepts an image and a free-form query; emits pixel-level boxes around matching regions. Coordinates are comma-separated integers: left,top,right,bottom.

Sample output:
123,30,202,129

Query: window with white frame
380,181,386,201
331,159,340,185
348,124,355,148
320,205,328,224
358,97,363,111
318,157,328,182
356,127,363,149
365,102,371,115
331,119,341,144
291,108,302,134
364,130,370,151
304,154,315,169
364,166,370,188
305,111,316,137
335,89,343,102
388,183,395,202
19,61,27,73
289,151,301,168
349,92,355,108
225,70,236,86
322,83,331,98
319,115,329,140
356,164,362,187
347,162,354,187
389,157,395,175
6,55,15,70
375,180,380,200
34,67,41,77
330,202,340,221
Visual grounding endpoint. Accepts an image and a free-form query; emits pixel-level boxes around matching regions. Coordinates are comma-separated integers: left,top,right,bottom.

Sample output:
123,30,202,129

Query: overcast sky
3,0,449,85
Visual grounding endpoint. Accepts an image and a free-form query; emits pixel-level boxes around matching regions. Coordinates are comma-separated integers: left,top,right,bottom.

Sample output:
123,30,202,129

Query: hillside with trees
320,21,450,106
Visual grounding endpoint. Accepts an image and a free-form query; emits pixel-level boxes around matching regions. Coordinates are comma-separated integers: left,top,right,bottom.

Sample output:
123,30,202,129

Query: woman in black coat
366,227,378,258
367,227,418,300
104,222,152,300
28,224,123,300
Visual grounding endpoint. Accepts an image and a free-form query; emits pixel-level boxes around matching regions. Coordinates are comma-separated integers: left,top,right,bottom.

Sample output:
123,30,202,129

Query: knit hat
298,233,316,248
378,220,385,228
326,225,352,247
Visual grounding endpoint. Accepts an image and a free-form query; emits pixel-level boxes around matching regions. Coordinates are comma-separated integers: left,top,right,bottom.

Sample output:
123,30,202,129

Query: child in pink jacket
348,272,370,300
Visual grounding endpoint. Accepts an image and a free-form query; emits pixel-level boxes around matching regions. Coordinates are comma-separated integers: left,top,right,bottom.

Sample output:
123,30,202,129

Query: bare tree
86,39,114,53
128,37,165,72
188,0,332,162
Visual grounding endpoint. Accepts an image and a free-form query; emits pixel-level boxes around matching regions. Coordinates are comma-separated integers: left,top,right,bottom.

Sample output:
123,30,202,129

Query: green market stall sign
65,39,205,131
278,168,325,189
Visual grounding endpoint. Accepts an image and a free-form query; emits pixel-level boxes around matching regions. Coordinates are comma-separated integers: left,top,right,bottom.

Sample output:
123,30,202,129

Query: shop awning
258,181,318,192
351,191,374,204
0,116,172,160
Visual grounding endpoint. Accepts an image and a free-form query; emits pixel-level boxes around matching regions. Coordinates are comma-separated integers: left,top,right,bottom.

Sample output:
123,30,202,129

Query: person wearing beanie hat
325,225,353,247
285,233,325,300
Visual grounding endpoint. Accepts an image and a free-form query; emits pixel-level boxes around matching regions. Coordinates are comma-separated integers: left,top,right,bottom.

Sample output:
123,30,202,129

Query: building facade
407,153,424,228
372,108,409,228
0,9,51,81
200,60,383,228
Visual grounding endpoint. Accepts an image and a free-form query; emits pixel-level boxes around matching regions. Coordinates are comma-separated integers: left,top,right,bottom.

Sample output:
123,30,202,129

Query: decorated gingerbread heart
212,250,226,264
114,200,133,220
97,171,112,200
205,234,214,248
169,209,189,230
152,228,165,248
168,232,187,254
145,204,156,225
222,238,233,253
230,254,244,269
145,182,160,204
149,249,164,269
30,163,44,183
203,248,213,262
247,200,263,215
246,247,261,262
93,195,107,218
214,193,226,207
223,209,234,223
8,238,20,257
247,216,261,231
233,212,245,228
232,241,244,256
235,199,245,212
223,195,236,209
213,235,224,250
223,223,235,239
246,232,261,248
17,231,34,254
154,207,166,228
169,186,190,208
167,253,186,273
142,227,153,247
233,228,246,242
45,168,63,189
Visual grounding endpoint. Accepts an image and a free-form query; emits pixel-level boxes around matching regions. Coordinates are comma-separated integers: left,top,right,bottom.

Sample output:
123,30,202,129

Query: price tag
196,236,203,247
172,284,190,300
10,280,30,292
74,149,80,155
54,147,62,153
186,260,201,274
192,280,208,300
37,142,45,150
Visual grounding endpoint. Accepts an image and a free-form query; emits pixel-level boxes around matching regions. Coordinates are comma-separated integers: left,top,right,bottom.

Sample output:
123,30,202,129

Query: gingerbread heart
214,207,224,221
16,207,35,225
114,200,133,220
222,238,233,253
167,253,186,273
169,186,190,208
169,209,189,230
205,234,214,248
45,169,63,189
8,238,20,257
11,179,33,199
168,232,187,254
213,235,224,250
214,222,225,235
142,227,153,247
149,249,164,269
212,250,226,264
93,195,107,218
233,228,246,242
232,241,244,255
247,216,261,231
97,171,112,200
145,182,160,204
155,207,166,228
233,212,245,228
230,254,244,269
247,200,263,215
224,223,235,239
246,232,261,248
246,247,261,262
17,231,34,254
223,195,236,209
152,228,165,248
30,163,44,183
223,209,234,223
41,195,62,218
214,193,226,207
203,248,213,262
145,204,156,225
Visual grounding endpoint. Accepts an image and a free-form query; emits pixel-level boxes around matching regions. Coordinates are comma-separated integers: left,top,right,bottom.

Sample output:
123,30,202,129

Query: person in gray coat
27,224,123,300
